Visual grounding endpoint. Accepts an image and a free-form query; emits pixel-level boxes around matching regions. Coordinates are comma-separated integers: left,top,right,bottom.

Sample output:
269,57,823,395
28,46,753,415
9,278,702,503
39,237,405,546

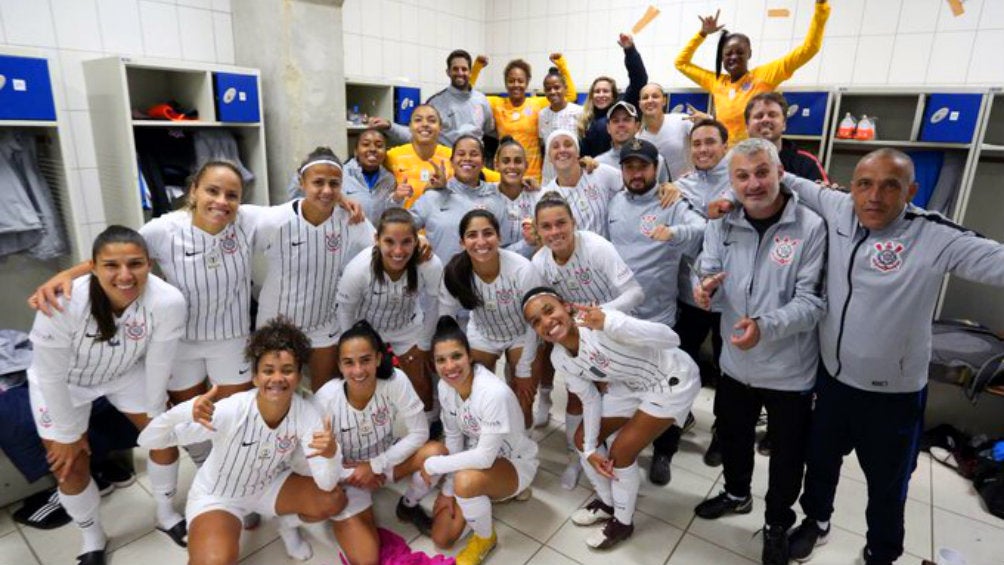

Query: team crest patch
769,235,800,266
219,232,239,254
574,267,593,286
123,320,147,341
371,405,390,427
497,288,515,305
325,232,342,252
275,435,296,454
639,214,658,237
38,407,52,428
588,349,611,370
461,410,480,435
872,241,905,272
584,184,601,200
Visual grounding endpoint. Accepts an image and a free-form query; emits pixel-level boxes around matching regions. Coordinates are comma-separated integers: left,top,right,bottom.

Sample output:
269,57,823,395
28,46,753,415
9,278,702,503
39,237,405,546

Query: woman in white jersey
255,147,374,391
440,209,543,427
542,130,621,237
410,135,511,263
28,226,187,563
138,318,347,565
636,83,696,181
522,287,699,550
530,193,644,490
410,317,538,565
336,208,442,426
315,321,449,564
538,66,584,184
494,136,543,259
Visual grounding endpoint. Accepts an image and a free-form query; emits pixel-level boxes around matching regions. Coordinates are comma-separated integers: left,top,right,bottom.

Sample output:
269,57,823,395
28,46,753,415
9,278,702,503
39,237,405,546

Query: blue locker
666,92,709,114
214,72,260,123
920,93,982,144
781,91,828,136
0,55,57,121
394,86,421,125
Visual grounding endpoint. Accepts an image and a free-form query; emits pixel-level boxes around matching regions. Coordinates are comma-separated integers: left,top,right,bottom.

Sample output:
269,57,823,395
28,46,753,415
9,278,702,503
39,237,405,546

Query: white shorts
305,318,341,350
466,321,524,357
495,449,539,501
170,337,252,390
602,360,701,426
185,468,292,523
331,485,374,521
29,365,146,441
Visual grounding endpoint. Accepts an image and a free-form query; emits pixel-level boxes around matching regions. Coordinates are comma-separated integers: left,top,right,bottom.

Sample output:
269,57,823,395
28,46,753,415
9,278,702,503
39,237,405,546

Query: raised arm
552,53,578,103
758,1,830,86
618,34,649,107
674,12,721,91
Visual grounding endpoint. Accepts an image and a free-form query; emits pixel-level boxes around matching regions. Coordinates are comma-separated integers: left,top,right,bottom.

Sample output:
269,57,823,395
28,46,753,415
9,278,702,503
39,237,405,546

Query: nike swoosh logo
238,368,250,375
85,332,100,338
448,411,457,416
329,330,339,338
439,207,450,212
291,241,305,246
185,251,200,256
340,427,353,432
241,441,256,447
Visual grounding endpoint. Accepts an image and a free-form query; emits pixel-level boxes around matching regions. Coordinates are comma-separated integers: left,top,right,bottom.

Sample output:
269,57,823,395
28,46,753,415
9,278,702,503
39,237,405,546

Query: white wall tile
528,0,546,18
733,0,766,41
851,34,894,85
69,110,97,168
139,1,181,59
818,0,863,37
758,38,791,66
887,33,934,85
527,17,546,54
381,38,401,79
342,0,362,35
981,0,1004,29
496,19,512,55
966,29,1004,84
58,49,101,111
585,8,608,50
399,3,418,44
897,0,941,34
359,0,383,36
360,35,383,79
178,0,211,8
492,0,509,21
926,30,976,84
211,0,231,13
937,0,982,31
0,0,58,47
178,7,215,62
565,12,586,52
511,0,527,20
419,45,437,85
212,12,233,64
761,0,796,41
51,0,103,51
400,44,420,89
96,0,144,56
815,35,857,85
434,13,451,50
418,8,436,48
859,0,901,36
0,8,5,43
343,32,362,77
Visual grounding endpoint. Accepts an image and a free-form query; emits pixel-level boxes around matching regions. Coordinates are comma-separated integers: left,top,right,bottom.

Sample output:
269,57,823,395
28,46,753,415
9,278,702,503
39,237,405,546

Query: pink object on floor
339,527,456,565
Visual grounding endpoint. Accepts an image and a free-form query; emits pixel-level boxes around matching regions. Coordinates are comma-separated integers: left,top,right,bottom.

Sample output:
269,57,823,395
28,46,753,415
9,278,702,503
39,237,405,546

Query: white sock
403,470,433,506
565,413,583,451
561,452,582,490
59,480,106,554
611,463,641,525
147,459,183,530
278,515,312,561
817,520,830,531
455,494,493,538
539,387,553,404
578,448,613,506
183,440,212,467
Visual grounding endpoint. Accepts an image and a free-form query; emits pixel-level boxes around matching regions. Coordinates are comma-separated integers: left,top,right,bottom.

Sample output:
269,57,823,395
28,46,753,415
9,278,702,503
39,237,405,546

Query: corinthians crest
769,235,800,266
872,241,905,272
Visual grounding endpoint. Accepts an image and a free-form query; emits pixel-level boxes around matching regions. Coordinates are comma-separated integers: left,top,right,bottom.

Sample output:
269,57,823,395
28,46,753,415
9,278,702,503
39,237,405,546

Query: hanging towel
192,129,254,183
0,130,67,260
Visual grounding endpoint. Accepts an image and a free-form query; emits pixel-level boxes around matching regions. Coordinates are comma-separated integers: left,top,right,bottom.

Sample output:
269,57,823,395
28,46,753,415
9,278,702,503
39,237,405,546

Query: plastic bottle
855,114,876,141
836,112,857,139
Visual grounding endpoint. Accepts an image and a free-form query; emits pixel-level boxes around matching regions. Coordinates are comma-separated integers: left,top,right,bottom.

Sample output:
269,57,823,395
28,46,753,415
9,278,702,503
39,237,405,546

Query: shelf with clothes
83,57,270,230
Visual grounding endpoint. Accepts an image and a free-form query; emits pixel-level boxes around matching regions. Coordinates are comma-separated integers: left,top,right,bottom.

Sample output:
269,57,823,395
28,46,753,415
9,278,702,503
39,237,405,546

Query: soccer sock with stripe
59,480,106,554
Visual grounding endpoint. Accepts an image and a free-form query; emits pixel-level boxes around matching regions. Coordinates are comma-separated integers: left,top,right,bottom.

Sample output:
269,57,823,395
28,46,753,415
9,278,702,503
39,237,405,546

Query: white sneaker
571,499,614,526
560,458,581,490
279,526,313,561
533,396,552,428
514,487,533,502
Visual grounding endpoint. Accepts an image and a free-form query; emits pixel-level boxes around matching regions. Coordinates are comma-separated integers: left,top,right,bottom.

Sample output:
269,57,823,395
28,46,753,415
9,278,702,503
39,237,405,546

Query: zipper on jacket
834,229,869,377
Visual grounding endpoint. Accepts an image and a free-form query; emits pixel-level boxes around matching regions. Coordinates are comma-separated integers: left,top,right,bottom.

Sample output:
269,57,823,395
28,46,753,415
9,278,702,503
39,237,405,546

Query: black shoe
756,434,773,457
788,517,829,562
681,412,697,434
428,420,443,441
649,452,672,486
93,458,136,489
396,497,433,536
13,488,71,530
157,519,188,548
703,433,723,467
76,548,106,565
761,524,790,565
585,517,634,549
862,546,893,565
92,473,114,497
694,491,753,519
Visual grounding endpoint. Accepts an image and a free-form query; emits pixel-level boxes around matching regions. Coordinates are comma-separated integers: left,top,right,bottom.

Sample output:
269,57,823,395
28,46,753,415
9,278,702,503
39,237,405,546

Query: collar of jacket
623,182,659,203
446,85,472,98
447,177,495,197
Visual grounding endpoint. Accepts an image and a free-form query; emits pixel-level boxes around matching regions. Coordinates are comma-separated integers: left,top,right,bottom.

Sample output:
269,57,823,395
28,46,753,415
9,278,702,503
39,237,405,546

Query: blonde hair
577,76,618,139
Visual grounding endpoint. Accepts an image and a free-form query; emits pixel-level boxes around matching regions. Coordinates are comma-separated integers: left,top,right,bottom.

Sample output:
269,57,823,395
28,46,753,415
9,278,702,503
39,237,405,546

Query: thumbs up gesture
308,416,339,459
193,384,220,430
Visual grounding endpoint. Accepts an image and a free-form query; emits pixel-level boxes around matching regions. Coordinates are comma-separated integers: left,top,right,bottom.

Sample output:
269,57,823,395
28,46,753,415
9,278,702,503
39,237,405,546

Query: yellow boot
455,529,498,565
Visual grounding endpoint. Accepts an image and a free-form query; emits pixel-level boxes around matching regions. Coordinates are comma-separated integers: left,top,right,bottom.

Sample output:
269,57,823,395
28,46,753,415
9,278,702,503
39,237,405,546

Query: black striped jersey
314,369,427,475
531,230,637,308
140,209,261,341
28,274,186,441
440,249,542,344
424,365,538,476
336,246,443,345
541,163,622,238
138,389,341,496
255,201,375,333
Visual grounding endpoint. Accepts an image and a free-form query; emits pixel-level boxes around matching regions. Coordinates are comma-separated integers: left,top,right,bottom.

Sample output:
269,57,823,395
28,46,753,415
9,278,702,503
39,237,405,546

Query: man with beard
745,92,828,183
595,102,671,183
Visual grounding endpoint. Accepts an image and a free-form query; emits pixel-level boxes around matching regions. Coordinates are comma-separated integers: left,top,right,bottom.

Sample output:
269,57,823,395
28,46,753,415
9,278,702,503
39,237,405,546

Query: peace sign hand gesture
427,159,448,190
575,304,606,331
699,10,725,37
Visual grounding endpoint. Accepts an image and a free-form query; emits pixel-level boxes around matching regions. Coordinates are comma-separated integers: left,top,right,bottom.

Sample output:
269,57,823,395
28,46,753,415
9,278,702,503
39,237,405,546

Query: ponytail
89,225,149,342
337,319,396,380
431,315,470,354
443,209,501,310
715,31,750,79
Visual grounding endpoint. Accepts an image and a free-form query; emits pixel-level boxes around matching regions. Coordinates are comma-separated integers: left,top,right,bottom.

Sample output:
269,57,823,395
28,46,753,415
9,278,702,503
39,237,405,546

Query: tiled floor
3,385,1004,565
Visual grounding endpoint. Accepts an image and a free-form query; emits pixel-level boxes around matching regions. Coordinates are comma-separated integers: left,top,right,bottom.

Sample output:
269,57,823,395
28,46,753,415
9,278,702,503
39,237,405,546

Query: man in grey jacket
373,49,495,146
692,138,826,565
765,148,1004,565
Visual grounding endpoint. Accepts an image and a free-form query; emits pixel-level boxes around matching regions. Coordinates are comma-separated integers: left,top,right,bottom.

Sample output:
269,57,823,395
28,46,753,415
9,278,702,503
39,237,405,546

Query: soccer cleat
694,491,753,519
455,529,497,565
788,517,830,562
396,496,433,536
571,498,614,526
585,518,634,549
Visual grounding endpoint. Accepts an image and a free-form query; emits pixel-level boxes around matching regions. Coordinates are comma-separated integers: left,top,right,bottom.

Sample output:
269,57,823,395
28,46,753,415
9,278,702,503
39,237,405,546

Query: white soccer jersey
499,189,541,253
336,246,442,349
255,201,375,333
28,275,186,442
424,365,538,476
539,102,585,184
637,113,694,181
138,390,341,496
314,369,428,476
531,230,637,309
140,208,263,341
541,163,621,238
551,309,696,452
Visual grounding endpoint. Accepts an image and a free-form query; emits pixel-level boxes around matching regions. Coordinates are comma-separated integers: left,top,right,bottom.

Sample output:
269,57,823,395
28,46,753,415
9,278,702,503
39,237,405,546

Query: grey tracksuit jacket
388,85,496,146
699,190,827,391
675,156,733,307
409,178,511,263
786,172,1004,394
340,159,398,223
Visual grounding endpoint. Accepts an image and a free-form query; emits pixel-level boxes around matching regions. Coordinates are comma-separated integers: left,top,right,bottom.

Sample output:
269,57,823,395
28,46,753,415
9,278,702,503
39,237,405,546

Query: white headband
298,159,343,176
545,130,579,154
